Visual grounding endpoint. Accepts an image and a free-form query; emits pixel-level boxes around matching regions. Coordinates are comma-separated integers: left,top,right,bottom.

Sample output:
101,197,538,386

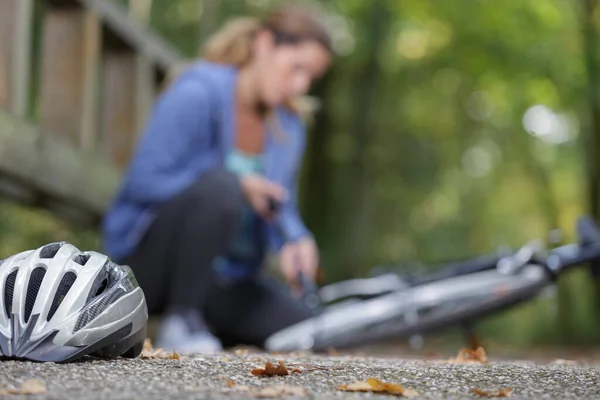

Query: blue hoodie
101,61,312,275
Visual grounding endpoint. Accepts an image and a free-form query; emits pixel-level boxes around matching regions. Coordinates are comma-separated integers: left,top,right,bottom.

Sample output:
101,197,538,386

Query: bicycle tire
319,253,509,304
317,276,549,351
265,263,551,352
407,253,506,286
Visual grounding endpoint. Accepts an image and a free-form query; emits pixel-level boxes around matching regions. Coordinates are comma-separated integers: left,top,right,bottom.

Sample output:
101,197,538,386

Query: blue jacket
101,61,312,268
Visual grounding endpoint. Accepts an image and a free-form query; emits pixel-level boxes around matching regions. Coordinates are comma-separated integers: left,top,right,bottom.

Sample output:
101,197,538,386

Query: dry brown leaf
338,381,372,392
0,379,47,395
436,346,489,364
255,385,307,398
140,338,176,359
471,387,513,397
338,378,418,397
552,358,578,365
143,338,153,351
326,347,339,356
20,379,47,394
141,347,168,358
251,361,301,377
227,379,235,388
454,347,488,363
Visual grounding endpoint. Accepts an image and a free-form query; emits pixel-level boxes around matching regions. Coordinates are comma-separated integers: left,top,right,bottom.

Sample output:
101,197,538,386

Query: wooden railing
0,0,182,226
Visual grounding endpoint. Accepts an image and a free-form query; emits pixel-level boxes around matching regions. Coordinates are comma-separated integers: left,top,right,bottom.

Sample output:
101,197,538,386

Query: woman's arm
267,123,313,250
268,170,313,250
121,79,216,204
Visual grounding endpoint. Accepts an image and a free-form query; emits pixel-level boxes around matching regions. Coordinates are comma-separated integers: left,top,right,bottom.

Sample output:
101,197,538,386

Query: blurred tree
4,0,600,347
581,0,600,328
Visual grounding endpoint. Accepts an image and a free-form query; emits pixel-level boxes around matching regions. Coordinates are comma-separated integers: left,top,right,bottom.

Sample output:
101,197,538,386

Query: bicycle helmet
0,242,147,362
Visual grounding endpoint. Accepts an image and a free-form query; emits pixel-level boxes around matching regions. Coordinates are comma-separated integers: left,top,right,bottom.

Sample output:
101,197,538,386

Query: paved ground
1,350,600,399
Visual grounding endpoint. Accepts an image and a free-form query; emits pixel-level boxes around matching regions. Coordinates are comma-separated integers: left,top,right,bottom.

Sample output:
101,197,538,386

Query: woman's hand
239,173,287,220
278,236,319,286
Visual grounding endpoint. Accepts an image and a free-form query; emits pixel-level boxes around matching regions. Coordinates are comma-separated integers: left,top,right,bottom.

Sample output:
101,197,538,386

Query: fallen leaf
338,378,418,397
140,339,175,359
338,381,372,392
255,385,307,398
227,379,235,388
471,387,513,397
437,346,488,364
143,338,153,352
326,347,339,356
235,348,249,356
552,358,578,365
251,361,301,377
0,379,47,395
20,379,47,394
400,387,420,397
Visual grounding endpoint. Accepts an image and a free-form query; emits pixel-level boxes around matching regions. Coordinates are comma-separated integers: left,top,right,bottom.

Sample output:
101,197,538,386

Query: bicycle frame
273,216,600,352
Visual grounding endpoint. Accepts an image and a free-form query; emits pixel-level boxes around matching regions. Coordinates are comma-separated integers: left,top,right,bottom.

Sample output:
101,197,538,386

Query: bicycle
264,215,600,353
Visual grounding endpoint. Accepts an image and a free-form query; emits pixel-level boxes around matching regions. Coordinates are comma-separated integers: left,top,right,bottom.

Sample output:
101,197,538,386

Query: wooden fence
0,0,182,226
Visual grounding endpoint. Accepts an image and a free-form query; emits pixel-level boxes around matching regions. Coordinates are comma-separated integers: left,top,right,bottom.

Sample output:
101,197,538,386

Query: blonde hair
164,3,332,121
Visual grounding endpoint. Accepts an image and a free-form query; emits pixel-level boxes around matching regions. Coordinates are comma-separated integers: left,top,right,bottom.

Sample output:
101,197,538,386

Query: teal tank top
212,149,263,279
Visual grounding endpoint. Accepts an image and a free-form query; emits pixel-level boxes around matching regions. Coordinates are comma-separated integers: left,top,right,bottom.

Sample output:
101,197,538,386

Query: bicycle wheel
319,250,517,304
264,263,551,352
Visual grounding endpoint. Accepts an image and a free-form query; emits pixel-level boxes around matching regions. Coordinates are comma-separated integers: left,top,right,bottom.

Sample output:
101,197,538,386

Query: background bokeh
2,0,600,351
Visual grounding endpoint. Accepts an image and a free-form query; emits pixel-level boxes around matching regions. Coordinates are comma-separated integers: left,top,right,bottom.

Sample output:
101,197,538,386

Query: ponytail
202,17,261,68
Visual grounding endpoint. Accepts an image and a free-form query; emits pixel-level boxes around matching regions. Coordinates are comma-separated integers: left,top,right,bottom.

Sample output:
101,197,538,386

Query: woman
101,4,333,353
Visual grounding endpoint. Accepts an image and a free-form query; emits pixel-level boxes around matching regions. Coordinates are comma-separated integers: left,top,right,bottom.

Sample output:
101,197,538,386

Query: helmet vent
4,269,18,318
73,271,138,332
95,278,108,297
47,271,77,321
24,267,46,323
74,288,127,332
73,254,91,266
40,243,62,259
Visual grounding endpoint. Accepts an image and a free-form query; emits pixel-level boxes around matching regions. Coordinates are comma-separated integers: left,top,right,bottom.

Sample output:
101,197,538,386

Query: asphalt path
1,348,600,399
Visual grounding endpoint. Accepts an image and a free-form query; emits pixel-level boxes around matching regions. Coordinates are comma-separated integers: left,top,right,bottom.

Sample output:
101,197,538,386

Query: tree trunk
342,2,390,277
584,0,600,216
299,71,334,246
581,0,600,338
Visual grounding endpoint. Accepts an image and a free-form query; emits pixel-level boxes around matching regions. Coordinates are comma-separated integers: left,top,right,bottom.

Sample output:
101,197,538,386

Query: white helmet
0,242,147,362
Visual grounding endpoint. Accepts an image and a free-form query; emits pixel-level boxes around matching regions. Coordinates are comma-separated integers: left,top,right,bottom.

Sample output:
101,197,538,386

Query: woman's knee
189,168,246,223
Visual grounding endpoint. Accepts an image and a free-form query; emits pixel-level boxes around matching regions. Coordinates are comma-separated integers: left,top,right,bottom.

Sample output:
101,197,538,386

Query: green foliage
0,200,100,259
4,0,599,347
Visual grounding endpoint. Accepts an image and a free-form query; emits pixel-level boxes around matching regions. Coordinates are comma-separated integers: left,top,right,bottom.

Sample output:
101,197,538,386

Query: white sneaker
154,314,223,354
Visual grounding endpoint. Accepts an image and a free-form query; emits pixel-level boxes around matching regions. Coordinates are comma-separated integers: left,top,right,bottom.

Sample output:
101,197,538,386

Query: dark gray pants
120,168,315,348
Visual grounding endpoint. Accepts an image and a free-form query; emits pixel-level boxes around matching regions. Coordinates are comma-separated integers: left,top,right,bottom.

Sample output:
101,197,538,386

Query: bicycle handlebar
507,216,600,275
291,216,600,309
546,242,600,273
297,271,322,312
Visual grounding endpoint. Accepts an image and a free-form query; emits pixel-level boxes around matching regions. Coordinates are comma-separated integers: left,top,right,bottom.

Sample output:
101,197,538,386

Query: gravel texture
1,351,600,399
